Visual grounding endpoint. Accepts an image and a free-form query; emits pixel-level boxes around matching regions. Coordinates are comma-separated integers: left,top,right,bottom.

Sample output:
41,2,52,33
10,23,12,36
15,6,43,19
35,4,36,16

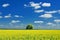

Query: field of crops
0,30,60,40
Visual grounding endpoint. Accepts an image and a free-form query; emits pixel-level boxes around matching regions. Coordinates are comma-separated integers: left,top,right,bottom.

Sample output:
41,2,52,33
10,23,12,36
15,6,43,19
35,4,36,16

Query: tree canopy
26,24,33,30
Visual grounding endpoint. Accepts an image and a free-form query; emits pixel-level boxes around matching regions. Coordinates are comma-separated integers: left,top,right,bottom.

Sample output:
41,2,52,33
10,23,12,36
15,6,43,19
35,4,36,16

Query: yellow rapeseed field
0,30,60,40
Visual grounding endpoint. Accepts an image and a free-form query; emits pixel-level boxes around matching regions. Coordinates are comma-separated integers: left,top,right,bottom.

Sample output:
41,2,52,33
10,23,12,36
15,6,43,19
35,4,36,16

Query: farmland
0,30,60,40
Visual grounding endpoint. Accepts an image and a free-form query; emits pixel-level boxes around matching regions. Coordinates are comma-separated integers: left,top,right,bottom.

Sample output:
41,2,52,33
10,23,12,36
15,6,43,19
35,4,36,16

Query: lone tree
26,24,33,29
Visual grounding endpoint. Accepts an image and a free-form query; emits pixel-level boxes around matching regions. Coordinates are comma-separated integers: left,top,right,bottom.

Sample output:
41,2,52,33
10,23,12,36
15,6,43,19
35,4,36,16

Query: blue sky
0,0,60,29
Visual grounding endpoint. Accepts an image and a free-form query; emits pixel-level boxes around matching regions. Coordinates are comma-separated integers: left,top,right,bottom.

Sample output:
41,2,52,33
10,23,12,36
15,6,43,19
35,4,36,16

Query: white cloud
47,22,53,25
44,10,60,14
24,2,51,10
14,15,20,18
4,14,11,18
34,21,44,23
0,16,3,18
14,15,23,18
39,2,42,4
54,19,60,23
30,2,41,9
45,11,57,14
42,3,51,7
24,2,41,9
47,22,56,27
58,10,60,13
24,4,28,7
30,2,39,7
34,10,44,13
24,4,30,7
11,20,21,23
39,14,53,18
34,6,41,9
2,3,10,7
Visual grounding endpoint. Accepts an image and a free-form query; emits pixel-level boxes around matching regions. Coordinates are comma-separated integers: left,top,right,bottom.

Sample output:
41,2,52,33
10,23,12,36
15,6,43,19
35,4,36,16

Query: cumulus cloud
44,10,60,14
34,10,44,13
24,2,41,9
4,14,11,18
2,3,10,7
47,22,53,25
34,21,44,23
34,6,41,9
39,14,53,18
24,4,30,7
14,15,20,18
11,20,21,23
47,22,56,27
24,4,28,7
42,3,51,7
14,15,23,18
30,2,41,9
45,11,57,14
34,9,60,14
58,10,60,13
30,2,40,7
24,2,51,10
54,19,60,23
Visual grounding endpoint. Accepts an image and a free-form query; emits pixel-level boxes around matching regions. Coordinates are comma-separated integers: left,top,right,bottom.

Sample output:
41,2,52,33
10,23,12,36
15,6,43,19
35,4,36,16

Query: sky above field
0,0,60,29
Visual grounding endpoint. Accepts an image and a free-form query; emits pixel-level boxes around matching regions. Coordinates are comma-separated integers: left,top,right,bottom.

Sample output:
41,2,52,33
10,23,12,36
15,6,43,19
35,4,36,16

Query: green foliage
26,24,33,29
